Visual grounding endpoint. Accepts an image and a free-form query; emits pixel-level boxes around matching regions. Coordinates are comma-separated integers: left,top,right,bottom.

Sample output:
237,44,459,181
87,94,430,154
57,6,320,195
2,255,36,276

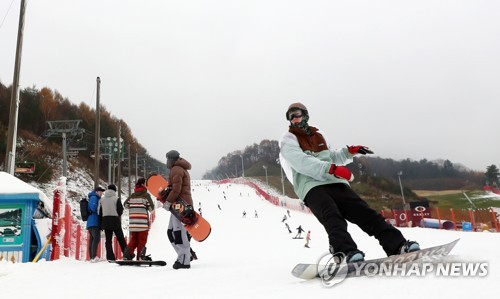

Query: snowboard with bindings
292,238,460,280
109,260,167,267
146,174,212,242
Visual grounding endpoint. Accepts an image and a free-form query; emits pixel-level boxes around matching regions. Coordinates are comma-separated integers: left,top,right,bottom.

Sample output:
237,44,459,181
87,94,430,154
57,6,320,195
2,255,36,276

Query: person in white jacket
279,102,419,263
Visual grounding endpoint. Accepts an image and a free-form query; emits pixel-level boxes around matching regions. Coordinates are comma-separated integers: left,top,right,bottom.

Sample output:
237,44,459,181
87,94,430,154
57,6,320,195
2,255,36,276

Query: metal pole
112,158,115,183
117,124,122,195
463,192,477,209
4,0,27,174
107,138,112,184
94,77,101,188
135,152,138,179
240,154,245,178
398,172,406,205
128,144,131,196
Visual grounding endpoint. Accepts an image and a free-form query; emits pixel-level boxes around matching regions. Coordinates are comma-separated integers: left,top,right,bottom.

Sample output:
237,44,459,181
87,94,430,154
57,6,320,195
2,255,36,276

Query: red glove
347,145,373,155
328,164,354,182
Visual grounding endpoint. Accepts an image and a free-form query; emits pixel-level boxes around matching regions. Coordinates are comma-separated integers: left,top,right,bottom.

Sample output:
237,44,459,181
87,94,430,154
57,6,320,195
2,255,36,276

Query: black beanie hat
166,150,180,169
166,150,180,160
135,178,146,187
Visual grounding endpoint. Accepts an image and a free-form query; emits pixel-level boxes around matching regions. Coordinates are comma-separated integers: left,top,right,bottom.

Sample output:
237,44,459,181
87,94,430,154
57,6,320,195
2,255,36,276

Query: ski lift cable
0,0,15,32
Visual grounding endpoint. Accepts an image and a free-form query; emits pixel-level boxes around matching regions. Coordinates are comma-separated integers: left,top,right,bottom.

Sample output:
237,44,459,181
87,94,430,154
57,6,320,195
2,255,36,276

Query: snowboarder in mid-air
279,102,419,263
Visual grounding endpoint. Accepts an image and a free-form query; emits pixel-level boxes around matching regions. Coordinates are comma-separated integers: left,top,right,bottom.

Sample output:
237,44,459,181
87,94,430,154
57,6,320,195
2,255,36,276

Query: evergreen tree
485,165,500,187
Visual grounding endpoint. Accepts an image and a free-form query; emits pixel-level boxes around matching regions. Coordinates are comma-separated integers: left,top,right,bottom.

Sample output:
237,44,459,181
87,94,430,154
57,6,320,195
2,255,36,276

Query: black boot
398,241,420,254
139,247,152,261
123,247,135,260
173,261,190,269
190,248,198,261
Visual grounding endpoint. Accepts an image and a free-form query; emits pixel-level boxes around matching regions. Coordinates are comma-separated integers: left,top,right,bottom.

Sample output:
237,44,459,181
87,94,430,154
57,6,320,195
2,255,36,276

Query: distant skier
217,204,221,210
254,210,258,218
242,210,247,218
304,231,311,248
285,222,292,233
295,225,304,238
279,102,420,263
281,214,287,222
287,210,291,218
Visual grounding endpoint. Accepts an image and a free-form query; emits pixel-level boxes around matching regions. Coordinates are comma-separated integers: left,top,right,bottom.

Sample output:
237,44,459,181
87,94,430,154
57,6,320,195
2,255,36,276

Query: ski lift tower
42,120,85,177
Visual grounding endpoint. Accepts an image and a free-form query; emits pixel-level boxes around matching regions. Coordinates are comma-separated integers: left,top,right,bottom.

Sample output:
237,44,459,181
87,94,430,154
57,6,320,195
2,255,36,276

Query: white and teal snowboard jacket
279,125,354,201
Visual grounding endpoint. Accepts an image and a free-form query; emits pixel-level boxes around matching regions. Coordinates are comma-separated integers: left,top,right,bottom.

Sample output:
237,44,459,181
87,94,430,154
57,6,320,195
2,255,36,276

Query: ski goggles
287,109,304,120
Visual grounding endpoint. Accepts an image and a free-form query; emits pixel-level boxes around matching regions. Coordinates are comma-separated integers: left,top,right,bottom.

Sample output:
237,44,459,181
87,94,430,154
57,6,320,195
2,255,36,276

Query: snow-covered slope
1,180,497,298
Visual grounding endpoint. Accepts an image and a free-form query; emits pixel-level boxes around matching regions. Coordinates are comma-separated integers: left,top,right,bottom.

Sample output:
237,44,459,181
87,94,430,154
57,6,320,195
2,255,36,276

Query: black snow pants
304,183,406,256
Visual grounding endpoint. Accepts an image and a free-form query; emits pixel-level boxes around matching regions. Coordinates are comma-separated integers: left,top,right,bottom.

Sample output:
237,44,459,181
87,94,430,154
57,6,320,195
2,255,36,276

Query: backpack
80,197,89,221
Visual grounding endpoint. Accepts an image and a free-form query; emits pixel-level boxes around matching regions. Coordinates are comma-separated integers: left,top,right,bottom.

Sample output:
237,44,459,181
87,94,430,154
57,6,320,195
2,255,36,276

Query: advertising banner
0,204,24,246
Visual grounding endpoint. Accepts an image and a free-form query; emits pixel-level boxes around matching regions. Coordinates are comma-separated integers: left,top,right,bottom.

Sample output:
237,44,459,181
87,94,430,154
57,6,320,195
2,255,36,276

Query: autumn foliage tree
0,81,161,179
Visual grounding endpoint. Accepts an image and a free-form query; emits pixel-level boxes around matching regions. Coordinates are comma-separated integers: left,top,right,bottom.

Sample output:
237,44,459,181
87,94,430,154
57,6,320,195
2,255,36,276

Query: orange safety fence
215,178,312,214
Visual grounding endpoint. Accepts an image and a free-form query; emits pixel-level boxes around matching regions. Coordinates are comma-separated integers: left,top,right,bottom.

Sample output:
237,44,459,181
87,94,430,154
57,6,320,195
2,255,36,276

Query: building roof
0,171,49,202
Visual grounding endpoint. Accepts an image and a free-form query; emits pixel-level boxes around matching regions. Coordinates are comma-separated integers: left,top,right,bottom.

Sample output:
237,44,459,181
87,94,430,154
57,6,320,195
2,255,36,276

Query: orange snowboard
146,174,211,242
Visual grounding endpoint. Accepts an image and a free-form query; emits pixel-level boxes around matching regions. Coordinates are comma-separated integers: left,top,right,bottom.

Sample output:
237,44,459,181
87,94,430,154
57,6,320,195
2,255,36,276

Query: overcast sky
1,0,499,179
